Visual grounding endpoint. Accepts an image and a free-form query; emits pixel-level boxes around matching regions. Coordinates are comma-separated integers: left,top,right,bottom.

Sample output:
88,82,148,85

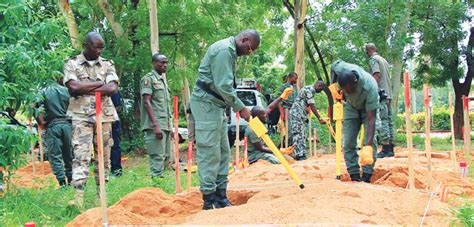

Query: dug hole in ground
61,147,473,226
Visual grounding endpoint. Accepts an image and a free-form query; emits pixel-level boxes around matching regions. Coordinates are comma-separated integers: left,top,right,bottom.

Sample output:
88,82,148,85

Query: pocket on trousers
195,121,218,148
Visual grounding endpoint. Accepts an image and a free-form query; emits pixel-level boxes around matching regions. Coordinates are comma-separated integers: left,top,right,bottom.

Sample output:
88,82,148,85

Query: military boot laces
202,193,222,210
215,189,232,208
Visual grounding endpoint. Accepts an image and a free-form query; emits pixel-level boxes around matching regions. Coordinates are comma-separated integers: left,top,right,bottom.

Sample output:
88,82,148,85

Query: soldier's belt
196,80,225,102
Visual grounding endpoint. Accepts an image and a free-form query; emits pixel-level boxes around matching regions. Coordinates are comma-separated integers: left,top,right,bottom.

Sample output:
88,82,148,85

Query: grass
0,154,199,226
449,198,474,226
394,133,468,151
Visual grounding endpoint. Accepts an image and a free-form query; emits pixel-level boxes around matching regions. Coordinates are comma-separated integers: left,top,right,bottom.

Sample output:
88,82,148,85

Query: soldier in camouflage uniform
289,81,326,161
277,72,298,143
140,53,174,179
64,32,119,207
365,43,394,158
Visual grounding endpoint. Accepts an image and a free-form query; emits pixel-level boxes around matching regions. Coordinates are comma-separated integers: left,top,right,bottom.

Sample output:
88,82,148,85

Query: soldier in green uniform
36,76,72,187
190,29,259,210
246,87,294,164
365,43,395,158
140,53,174,179
64,32,119,207
278,72,298,144
331,60,379,183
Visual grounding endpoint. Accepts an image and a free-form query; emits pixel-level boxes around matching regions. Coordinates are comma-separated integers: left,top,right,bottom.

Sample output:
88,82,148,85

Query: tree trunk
58,0,81,49
390,0,412,113
97,0,124,38
453,27,474,138
148,0,159,54
294,0,307,89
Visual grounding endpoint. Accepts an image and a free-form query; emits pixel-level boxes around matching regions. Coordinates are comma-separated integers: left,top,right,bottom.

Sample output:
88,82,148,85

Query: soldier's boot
388,143,395,157
68,189,84,208
58,178,67,188
350,174,361,182
362,172,372,183
376,144,392,158
66,175,72,186
214,189,232,208
202,193,222,210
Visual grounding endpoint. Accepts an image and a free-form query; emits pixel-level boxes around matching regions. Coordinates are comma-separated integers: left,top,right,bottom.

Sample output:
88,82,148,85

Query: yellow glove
328,83,343,101
280,86,294,100
358,146,374,166
279,145,294,155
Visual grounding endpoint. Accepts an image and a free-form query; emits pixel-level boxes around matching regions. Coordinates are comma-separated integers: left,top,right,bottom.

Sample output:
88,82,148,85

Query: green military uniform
64,53,119,189
368,54,394,145
245,126,280,164
140,70,174,177
332,60,379,176
190,37,245,195
41,83,73,184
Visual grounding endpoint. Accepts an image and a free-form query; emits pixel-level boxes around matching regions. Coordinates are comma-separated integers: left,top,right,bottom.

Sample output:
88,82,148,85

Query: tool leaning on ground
247,85,304,189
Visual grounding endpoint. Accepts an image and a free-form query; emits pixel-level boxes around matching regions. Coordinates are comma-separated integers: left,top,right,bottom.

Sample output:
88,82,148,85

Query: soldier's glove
277,119,286,136
328,83,343,101
280,86,294,100
279,145,295,155
358,146,374,166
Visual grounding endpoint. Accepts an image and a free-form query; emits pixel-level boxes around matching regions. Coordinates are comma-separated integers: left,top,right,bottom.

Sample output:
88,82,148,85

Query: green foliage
450,199,474,226
396,107,474,131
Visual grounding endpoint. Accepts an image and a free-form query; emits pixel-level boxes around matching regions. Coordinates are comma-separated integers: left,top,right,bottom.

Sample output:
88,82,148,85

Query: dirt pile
68,149,472,225
8,161,55,189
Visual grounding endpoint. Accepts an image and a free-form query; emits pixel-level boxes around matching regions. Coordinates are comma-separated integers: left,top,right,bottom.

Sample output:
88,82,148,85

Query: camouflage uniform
368,54,394,145
140,70,174,177
278,83,297,144
64,53,119,189
289,86,317,159
245,126,280,164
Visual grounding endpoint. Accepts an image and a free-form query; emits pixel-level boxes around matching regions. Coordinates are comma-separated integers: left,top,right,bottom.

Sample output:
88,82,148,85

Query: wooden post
294,0,307,89
244,136,248,164
29,119,35,176
235,112,240,168
182,78,190,123
95,92,108,226
462,95,472,176
38,125,44,174
423,84,434,190
285,109,289,148
187,140,193,192
404,72,415,190
173,96,181,193
308,107,312,157
449,92,457,170
280,106,284,148
313,127,317,157
148,0,159,54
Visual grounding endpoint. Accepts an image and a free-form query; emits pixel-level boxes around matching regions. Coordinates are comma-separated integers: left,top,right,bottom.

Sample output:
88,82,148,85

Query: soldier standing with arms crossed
64,32,119,207
190,29,260,210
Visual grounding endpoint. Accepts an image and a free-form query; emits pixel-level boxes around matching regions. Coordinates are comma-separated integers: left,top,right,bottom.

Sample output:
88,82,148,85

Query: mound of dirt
8,162,56,189
68,149,472,226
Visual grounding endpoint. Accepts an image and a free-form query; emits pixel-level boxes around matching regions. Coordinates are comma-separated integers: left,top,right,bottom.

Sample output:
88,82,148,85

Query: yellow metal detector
248,117,304,189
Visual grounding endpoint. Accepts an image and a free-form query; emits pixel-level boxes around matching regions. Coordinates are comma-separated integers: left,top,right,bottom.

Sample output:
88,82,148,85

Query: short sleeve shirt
63,53,119,123
290,86,316,119
245,126,262,154
41,83,70,124
140,70,172,131
278,83,298,109
368,54,392,99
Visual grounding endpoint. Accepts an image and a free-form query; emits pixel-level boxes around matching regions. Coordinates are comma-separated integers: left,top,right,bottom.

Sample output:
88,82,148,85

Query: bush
395,106,474,131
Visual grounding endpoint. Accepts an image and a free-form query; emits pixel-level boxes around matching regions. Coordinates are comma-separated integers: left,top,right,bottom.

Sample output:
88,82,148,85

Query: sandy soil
68,148,472,226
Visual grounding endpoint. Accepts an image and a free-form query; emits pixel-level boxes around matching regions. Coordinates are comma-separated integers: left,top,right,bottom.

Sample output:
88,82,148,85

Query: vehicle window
259,94,268,108
237,91,257,106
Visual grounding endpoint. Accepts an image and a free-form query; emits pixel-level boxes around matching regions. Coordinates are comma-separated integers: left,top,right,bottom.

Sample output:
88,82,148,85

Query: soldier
331,60,379,183
190,29,259,210
64,32,119,207
365,43,395,158
278,72,298,118
36,76,73,187
288,81,326,161
140,53,174,180
246,87,294,164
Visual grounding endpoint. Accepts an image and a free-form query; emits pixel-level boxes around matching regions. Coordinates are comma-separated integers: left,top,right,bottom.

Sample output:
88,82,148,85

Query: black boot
202,193,221,210
66,175,72,186
215,189,232,208
58,178,67,187
377,144,392,158
388,143,395,157
362,173,372,183
350,174,361,182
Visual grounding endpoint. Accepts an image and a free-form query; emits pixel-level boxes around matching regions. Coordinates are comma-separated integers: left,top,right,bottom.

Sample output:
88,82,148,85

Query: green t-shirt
41,83,70,124
245,126,262,153
278,82,298,109
368,54,392,99
331,60,379,118
140,70,172,131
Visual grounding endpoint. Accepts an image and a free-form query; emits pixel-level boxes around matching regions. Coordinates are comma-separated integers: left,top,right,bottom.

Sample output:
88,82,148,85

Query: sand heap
7,161,55,189
68,150,472,226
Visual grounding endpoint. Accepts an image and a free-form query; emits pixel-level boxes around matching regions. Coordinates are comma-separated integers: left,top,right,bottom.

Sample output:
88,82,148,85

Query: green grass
0,155,199,226
450,198,474,226
394,133,467,151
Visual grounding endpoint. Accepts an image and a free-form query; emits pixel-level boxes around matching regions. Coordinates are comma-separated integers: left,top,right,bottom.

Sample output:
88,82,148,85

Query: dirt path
68,149,472,226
